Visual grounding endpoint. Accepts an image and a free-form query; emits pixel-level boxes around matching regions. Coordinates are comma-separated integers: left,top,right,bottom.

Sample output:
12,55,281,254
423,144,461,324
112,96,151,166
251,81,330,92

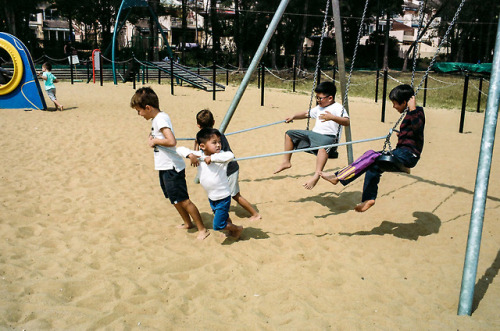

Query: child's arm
149,127,177,148
284,111,309,123
319,111,350,126
176,146,202,166
207,151,234,164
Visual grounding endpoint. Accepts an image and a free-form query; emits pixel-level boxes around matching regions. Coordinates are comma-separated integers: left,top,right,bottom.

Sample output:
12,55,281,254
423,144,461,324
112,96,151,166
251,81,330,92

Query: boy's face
135,105,153,120
199,134,221,155
315,93,334,107
392,100,407,114
42,66,47,72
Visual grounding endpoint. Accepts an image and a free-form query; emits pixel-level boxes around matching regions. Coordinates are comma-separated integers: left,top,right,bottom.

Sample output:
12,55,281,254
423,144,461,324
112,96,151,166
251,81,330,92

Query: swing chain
384,0,466,153
410,0,425,88
307,0,331,131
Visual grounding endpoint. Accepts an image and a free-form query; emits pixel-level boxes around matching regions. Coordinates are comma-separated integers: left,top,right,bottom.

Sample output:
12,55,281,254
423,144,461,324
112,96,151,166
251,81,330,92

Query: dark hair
42,62,52,71
314,81,336,97
130,86,160,109
196,109,215,128
196,127,221,145
389,84,415,104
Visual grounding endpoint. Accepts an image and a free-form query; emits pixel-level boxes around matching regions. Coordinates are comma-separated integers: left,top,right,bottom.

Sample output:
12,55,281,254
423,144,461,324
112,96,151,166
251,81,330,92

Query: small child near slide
320,84,425,212
39,62,64,111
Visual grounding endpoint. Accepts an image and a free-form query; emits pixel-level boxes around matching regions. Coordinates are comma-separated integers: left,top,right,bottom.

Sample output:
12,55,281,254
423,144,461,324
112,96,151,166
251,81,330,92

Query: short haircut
42,62,52,71
196,109,215,128
315,81,336,97
130,86,159,109
389,84,415,104
196,127,221,145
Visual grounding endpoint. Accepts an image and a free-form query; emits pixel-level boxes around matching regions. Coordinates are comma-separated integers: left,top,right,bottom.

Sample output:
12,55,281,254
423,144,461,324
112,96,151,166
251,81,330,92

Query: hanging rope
306,0,331,130
382,0,467,153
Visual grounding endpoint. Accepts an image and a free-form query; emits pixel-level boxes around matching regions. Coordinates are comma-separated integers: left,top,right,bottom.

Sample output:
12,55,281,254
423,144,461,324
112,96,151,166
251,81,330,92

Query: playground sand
1,82,499,329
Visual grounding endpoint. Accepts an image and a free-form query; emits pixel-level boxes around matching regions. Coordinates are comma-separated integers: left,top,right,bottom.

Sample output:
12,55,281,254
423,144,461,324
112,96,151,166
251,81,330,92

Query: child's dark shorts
159,169,189,205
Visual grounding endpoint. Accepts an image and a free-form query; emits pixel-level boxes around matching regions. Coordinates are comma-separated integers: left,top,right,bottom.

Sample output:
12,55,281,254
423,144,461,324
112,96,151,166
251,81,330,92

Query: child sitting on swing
273,81,350,190
320,84,425,212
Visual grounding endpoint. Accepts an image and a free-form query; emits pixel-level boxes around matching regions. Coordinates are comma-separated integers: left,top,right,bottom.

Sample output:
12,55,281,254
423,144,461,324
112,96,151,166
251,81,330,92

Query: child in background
177,128,244,240
193,109,261,221
39,62,64,111
320,84,425,212
130,87,209,240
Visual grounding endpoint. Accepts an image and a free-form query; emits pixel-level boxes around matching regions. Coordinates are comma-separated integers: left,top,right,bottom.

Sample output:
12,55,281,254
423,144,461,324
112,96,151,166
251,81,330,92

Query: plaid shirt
396,106,425,157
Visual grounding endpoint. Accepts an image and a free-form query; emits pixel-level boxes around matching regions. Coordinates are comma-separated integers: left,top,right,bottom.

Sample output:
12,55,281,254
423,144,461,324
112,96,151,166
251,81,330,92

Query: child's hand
148,135,156,148
188,154,199,167
319,111,333,122
285,116,294,123
408,96,417,111
204,156,212,165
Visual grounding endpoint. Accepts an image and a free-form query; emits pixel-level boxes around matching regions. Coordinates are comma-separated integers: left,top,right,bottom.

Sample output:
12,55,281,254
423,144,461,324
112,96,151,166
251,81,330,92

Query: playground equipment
0,32,46,110
111,0,174,85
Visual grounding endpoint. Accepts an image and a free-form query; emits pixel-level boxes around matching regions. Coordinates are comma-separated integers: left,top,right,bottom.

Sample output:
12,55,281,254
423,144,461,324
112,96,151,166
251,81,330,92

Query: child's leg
274,133,294,174
232,193,261,221
355,166,383,212
303,148,328,190
177,199,209,240
53,99,64,111
225,219,243,240
320,171,339,185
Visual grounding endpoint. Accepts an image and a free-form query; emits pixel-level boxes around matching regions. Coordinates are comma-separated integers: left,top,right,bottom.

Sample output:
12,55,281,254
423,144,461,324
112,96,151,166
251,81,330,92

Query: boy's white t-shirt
309,102,348,137
176,147,233,201
151,112,186,171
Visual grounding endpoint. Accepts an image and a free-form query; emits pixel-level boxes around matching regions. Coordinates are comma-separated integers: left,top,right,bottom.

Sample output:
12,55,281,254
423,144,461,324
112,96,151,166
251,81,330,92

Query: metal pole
476,77,483,113
460,72,469,133
375,69,380,102
158,68,161,84
293,61,296,92
133,71,136,89
226,65,229,86
86,59,90,83
99,52,103,86
423,75,428,107
381,69,388,122
458,17,500,316
332,0,353,164
317,65,321,85
219,0,291,133
213,61,216,101
257,64,261,89
170,58,174,95
261,62,265,106
69,54,74,85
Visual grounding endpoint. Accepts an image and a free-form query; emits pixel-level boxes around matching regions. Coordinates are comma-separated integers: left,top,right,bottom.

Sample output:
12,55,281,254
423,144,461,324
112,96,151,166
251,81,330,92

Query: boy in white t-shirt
130,87,209,240
273,81,350,190
177,128,243,240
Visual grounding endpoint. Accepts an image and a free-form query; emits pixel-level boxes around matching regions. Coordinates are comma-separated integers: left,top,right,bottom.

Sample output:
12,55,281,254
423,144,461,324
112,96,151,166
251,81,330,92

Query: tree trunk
181,0,187,63
2,0,16,35
295,0,309,70
383,14,390,70
234,0,244,70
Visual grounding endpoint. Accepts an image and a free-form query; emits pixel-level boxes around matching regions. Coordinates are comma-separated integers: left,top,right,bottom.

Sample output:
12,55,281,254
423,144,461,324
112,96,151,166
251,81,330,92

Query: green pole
219,0,291,133
458,17,500,316
112,0,127,85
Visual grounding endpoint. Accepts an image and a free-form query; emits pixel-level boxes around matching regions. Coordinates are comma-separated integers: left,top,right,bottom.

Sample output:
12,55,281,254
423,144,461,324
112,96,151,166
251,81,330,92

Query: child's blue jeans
361,148,419,202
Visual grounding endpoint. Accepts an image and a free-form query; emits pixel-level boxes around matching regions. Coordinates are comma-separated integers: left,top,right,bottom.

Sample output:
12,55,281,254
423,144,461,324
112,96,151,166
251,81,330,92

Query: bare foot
274,162,291,174
59,105,64,111
354,200,376,212
303,173,320,190
230,225,243,240
196,229,210,240
320,171,339,185
177,223,194,229
248,214,262,222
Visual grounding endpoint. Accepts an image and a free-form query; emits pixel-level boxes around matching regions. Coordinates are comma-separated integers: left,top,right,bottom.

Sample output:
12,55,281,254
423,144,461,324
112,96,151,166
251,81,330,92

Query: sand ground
1,81,499,330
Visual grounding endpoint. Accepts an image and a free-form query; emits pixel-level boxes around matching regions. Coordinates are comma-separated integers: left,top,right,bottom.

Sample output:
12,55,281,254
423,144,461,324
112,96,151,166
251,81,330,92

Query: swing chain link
307,0,331,131
384,0,466,153
410,0,425,88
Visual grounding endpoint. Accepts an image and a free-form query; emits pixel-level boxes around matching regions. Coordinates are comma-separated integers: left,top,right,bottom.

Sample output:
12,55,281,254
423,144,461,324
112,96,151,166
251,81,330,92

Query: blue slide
0,32,47,110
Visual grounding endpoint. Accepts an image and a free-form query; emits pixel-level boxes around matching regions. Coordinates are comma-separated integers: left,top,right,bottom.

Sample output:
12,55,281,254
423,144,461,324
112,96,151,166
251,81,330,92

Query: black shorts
159,169,189,205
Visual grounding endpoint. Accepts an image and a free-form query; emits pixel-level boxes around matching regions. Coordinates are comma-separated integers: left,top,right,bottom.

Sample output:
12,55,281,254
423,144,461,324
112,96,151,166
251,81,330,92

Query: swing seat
376,152,410,173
